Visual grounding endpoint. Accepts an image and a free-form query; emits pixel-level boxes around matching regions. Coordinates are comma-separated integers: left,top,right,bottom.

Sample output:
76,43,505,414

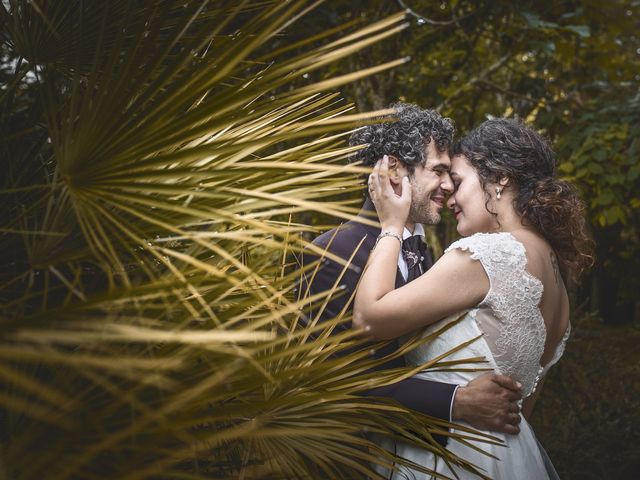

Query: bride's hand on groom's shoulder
368,155,411,234
452,374,523,435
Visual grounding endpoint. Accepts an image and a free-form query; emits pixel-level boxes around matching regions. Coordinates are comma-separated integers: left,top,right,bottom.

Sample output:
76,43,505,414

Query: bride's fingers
371,162,379,192
372,156,384,182
367,175,378,203
372,158,385,195
371,155,400,200
379,155,390,181
378,155,395,196
400,176,411,201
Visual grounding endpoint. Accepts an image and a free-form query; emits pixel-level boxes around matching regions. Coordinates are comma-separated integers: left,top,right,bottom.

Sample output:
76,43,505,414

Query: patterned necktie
402,235,425,282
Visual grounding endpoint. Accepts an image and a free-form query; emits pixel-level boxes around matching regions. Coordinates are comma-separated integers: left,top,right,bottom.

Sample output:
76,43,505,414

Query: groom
300,103,522,443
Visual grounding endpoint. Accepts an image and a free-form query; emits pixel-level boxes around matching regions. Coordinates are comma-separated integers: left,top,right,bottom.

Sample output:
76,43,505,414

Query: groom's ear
387,155,403,185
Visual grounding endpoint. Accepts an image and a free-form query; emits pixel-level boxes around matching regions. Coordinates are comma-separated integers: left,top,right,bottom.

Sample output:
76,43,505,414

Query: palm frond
0,1,496,478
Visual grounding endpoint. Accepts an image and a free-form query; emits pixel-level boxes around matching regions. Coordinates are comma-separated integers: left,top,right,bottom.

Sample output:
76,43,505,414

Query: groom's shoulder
311,220,375,258
302,221,377,291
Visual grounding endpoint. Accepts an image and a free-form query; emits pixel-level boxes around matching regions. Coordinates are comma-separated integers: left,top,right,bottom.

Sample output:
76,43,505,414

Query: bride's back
511,230,570,367
422,231,570,398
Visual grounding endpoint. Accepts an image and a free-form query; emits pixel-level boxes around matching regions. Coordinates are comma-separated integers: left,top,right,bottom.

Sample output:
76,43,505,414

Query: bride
354,118,592,479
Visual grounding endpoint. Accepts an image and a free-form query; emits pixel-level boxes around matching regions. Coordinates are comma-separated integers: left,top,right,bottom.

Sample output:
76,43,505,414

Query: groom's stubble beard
408,178,441,226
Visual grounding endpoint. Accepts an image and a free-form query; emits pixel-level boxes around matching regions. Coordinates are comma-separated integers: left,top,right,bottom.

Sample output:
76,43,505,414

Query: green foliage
556,89,640,311
558,92,640,229
292,0,640,321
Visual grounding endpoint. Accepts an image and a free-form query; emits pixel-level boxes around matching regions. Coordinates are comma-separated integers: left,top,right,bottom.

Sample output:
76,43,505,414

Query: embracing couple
302,103,592,479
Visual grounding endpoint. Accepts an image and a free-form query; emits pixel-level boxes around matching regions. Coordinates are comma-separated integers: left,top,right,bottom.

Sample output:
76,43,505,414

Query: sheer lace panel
445,232,559,397
543,323,571,376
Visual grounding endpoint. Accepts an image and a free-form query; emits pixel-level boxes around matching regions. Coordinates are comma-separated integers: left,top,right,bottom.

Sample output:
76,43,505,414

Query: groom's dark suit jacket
299,200,457,424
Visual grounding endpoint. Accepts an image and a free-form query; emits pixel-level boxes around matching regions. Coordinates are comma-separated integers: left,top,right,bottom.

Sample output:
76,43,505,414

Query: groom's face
399,141,453,225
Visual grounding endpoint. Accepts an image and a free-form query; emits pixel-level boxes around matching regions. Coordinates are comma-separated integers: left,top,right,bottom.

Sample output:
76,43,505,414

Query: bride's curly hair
349,102,455,182
452,118,594,283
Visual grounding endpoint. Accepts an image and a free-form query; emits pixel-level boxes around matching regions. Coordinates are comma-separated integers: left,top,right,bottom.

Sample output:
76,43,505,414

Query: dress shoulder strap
445,232,527,281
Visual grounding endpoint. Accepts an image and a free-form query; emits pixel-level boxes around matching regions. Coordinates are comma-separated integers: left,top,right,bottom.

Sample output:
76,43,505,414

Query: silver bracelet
375,231,403,248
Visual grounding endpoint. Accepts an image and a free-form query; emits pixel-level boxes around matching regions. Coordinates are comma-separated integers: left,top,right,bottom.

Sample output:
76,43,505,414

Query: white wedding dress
383,232,568,480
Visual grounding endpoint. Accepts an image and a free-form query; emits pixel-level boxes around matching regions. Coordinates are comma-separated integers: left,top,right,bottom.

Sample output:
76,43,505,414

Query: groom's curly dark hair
348,102,455,178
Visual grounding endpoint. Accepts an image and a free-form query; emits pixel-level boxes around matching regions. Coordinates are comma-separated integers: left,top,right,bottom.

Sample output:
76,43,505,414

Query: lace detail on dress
543,323,571,376
445,232,548,397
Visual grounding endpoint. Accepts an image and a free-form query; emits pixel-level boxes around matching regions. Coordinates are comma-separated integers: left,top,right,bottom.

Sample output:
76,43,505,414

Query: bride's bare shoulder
509,230,555,277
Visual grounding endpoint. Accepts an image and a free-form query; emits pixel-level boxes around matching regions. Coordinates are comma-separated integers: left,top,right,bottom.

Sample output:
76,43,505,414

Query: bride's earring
496,187,502,200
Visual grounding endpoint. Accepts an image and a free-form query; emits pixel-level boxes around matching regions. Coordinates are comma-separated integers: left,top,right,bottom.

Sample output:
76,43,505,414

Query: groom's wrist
451,385,470,421
449,385,460,422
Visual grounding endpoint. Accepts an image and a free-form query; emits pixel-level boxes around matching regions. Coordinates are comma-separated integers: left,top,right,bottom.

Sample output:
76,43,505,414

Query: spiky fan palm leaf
1,1,492,478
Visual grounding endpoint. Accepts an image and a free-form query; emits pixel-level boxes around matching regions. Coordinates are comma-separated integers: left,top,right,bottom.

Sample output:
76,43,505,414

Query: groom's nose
440,172,454,193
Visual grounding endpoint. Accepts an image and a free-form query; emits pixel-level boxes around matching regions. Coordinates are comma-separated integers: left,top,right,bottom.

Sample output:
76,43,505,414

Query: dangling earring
496,187,502,200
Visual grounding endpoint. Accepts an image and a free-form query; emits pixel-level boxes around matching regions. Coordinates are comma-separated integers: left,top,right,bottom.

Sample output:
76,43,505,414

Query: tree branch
396,0,466,26
437,52,512,110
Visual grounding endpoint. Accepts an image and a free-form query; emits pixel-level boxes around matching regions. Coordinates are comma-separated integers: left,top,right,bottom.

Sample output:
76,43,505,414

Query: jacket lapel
420,240,433,272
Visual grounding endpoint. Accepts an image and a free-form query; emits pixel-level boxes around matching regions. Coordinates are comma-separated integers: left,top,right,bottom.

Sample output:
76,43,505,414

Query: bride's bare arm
354,246,489,339
353,156,489,340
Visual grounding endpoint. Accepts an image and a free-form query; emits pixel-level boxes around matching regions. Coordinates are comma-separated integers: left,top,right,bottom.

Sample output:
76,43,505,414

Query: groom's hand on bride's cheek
451,374,523,435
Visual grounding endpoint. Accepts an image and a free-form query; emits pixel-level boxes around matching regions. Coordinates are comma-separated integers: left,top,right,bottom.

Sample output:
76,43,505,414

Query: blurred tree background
287,0,640,478
1,0,638,479
293,0,640,323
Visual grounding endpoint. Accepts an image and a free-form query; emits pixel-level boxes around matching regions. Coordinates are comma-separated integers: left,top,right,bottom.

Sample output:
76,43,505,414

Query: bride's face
447,155,499,236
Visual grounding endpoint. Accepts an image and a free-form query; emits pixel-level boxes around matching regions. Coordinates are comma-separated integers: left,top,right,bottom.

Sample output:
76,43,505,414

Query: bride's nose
446,195,456,210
